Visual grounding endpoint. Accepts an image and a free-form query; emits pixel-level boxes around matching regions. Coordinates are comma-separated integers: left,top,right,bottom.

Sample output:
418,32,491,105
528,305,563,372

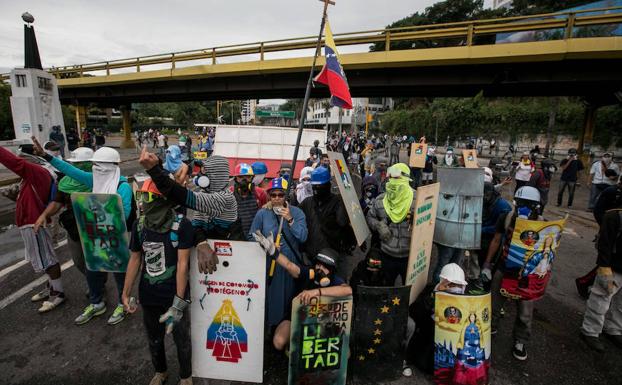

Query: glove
253,230,278,258
480,262,492,283
597,266,617,295
197,242,219,274
377,222,392,242
159,295,190,334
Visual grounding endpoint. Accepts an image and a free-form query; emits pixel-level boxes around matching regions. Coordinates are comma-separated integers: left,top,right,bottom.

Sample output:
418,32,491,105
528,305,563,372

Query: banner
353,286,410,381
409,143,428,168
190,240,266,383
328,151,370,246
71,192,129,272
500,217,566,301
194,151,208,160
434,292,492,385
462,149,479,168
406,183,440,304
288,295,353,385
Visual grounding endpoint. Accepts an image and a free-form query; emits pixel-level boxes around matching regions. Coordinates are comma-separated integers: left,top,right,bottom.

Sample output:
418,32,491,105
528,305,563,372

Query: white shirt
158,134,166,147
515,161,534,182
590,161,620,185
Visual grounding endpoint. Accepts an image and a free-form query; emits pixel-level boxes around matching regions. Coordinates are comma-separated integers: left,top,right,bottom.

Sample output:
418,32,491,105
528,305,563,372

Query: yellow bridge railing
1,6,621,82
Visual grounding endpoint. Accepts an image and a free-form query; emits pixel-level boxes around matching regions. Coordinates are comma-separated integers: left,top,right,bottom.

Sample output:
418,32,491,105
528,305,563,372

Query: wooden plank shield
71,192,129,272
434,292,492,385
352,285,410,382
410,143,428,168
462,149,479,168
190,240,266,383
288,295,353,385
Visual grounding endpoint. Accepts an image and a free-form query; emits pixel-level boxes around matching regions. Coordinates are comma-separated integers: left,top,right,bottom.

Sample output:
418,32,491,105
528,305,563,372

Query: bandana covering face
296,180,313,204
92,162,120,194
163,145,183,173
383,163,413,223
142,198,175,233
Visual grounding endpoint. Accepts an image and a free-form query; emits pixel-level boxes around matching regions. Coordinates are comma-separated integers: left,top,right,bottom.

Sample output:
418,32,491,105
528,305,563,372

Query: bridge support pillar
120,105,135,149
577,102,597,170
74,105,87,139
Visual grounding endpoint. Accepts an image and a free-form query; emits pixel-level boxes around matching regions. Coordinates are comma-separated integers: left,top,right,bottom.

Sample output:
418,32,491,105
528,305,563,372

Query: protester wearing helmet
122,178,194,385
366,163,417,285
295,167,315,205
298,167,355,277
480,186,542,361
163,145,189,186
251,161,269,188
231,163,267,236
252,231,351,351
249,177,307,330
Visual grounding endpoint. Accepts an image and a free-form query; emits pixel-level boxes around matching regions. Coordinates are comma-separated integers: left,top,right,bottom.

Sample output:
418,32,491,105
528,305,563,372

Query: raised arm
49,157,93,187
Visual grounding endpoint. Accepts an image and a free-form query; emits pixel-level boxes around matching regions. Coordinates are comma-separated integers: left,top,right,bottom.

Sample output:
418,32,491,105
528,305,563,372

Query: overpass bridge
3,6,622,106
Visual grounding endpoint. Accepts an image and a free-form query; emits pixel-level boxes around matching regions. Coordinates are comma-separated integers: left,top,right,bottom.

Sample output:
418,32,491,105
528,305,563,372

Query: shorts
19,226,59,273
422,172,433,181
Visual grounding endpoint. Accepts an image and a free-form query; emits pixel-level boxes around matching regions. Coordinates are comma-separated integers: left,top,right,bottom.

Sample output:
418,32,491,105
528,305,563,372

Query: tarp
407,183,440,304
500,217,566,301
288,295,353,385
352,286,410,382
328,151,370,246
410,143,428,168
190,240,266,383
71,192,129,272
434,292,492,385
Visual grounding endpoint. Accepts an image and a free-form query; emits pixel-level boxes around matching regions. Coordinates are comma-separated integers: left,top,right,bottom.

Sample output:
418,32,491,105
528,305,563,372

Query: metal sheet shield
288,296,353,385
434,168,484,249
71,192,129,272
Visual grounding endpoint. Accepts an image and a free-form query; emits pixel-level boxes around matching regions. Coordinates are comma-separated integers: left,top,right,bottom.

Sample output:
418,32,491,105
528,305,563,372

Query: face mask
92,162,120,194
312,155,317,159
235,178,251,193
280,172,290,181
312,184,331,200
446,286,465,295
517,205,533,219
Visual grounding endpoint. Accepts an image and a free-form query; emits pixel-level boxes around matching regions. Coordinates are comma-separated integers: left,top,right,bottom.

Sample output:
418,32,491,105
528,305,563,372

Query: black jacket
597,209,622,273
299,193,354,257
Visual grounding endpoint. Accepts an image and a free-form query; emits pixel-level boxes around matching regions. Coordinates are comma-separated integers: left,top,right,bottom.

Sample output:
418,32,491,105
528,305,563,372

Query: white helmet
483,167,493,183
514,186,540,203
66,147,94,163
439,263,467,286
89,147,120,163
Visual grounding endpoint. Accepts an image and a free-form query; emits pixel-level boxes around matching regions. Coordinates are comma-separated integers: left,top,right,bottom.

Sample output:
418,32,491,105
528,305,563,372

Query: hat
315,248,338,271
137,178,162,195
268,177,288,192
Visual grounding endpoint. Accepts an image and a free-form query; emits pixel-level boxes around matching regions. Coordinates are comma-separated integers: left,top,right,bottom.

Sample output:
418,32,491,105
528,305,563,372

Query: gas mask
235,176,252,194
314,268,331,287
515,199,540,219
193,175,210,190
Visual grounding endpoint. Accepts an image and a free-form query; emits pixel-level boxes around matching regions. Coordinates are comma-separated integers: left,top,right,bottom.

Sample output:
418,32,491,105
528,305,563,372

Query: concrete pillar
74,105,87,139
578,103,597,172
120,105,135,149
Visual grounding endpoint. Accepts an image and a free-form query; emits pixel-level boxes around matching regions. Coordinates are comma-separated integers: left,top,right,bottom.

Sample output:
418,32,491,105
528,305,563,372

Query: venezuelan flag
314,19,353,109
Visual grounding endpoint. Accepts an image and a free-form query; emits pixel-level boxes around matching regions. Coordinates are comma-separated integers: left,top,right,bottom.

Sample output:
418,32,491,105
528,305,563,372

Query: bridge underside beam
59,59,622,107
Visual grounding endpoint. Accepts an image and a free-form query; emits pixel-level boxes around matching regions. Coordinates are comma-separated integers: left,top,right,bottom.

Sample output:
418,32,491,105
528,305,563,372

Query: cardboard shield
328,151,371,246
288,295,353,385
353,286,410,382
194,151,208,160
500,217,566,301
434,292,492,385
410,143,428,168
462,149,479,168
190,240,266,383
406,183,440,304
71,192,129,272
434,168,484,249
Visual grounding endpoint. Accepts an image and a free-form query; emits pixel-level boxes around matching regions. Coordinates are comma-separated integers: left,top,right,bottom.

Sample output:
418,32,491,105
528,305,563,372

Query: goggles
387,166,411,179
367,258,382,269
136,191,161,203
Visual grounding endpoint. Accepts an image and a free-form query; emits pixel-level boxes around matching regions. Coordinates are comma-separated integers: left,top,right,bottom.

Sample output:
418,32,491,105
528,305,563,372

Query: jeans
143,305,192,379
581,272,622,337
432,244,464,284
491,269,535,343
86,270,125,304
557,180,577,207
588,183,609,210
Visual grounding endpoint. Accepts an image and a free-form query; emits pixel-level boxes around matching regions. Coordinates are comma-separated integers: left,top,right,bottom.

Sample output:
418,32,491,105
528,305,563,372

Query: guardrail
1,6,621,81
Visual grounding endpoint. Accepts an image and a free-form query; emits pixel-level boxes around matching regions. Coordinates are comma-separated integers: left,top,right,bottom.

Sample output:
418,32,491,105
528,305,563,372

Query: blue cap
268,177,288,192
251,161,268,175
311,167,331,185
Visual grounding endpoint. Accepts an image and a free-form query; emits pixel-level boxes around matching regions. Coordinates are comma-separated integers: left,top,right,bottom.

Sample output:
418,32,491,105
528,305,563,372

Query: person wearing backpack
122,179,193,385
0,145,66,313
33,139,133,325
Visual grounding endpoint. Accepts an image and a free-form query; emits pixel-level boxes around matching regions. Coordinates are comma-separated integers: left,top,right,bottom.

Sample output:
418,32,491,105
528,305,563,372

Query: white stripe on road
0,259,74,311
0,240,67,279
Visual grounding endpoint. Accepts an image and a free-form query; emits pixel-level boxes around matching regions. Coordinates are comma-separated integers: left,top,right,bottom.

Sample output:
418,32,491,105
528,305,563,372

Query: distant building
304,97,393,132
241,99,257,124
493,0,512,9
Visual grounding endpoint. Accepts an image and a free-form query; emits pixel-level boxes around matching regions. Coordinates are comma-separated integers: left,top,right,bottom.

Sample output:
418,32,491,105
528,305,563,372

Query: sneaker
604,333,622,350
75,302,106,325
178,377,193,385
31,288,49,302
581,333,604,352
402,361,413,377
107,304,126,325
512,341,527,360
491,326,498,335
38,294,65,313
149,372,168,385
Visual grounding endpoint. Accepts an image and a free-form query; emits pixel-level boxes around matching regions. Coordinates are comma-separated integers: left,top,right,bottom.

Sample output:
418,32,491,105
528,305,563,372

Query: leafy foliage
0,82,13,140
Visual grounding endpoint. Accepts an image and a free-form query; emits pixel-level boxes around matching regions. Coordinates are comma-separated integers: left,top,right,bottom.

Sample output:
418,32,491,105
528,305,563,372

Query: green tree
0,82,13,140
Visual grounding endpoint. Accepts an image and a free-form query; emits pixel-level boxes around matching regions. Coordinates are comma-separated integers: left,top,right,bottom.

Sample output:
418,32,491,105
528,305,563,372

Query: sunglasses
136,191,160,203
270,192,285,198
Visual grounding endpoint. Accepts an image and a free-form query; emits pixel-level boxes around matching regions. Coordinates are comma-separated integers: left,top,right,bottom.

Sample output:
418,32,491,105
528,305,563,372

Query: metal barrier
1,6,621,81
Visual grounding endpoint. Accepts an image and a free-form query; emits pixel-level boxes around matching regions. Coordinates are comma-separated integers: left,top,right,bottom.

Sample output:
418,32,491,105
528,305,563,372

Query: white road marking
0,259,74,311
0,239,67,279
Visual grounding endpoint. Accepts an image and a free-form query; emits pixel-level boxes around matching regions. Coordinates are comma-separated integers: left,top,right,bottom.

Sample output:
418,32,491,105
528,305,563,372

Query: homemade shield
190,240,266,383
71,192,129,272
410,143,428,168
500,217,566,301
353,286,410,382
434,168,484,249
328,151,370,246
407,183,440,304
288,295,353,385
434,292,491,385
462,149,479,168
